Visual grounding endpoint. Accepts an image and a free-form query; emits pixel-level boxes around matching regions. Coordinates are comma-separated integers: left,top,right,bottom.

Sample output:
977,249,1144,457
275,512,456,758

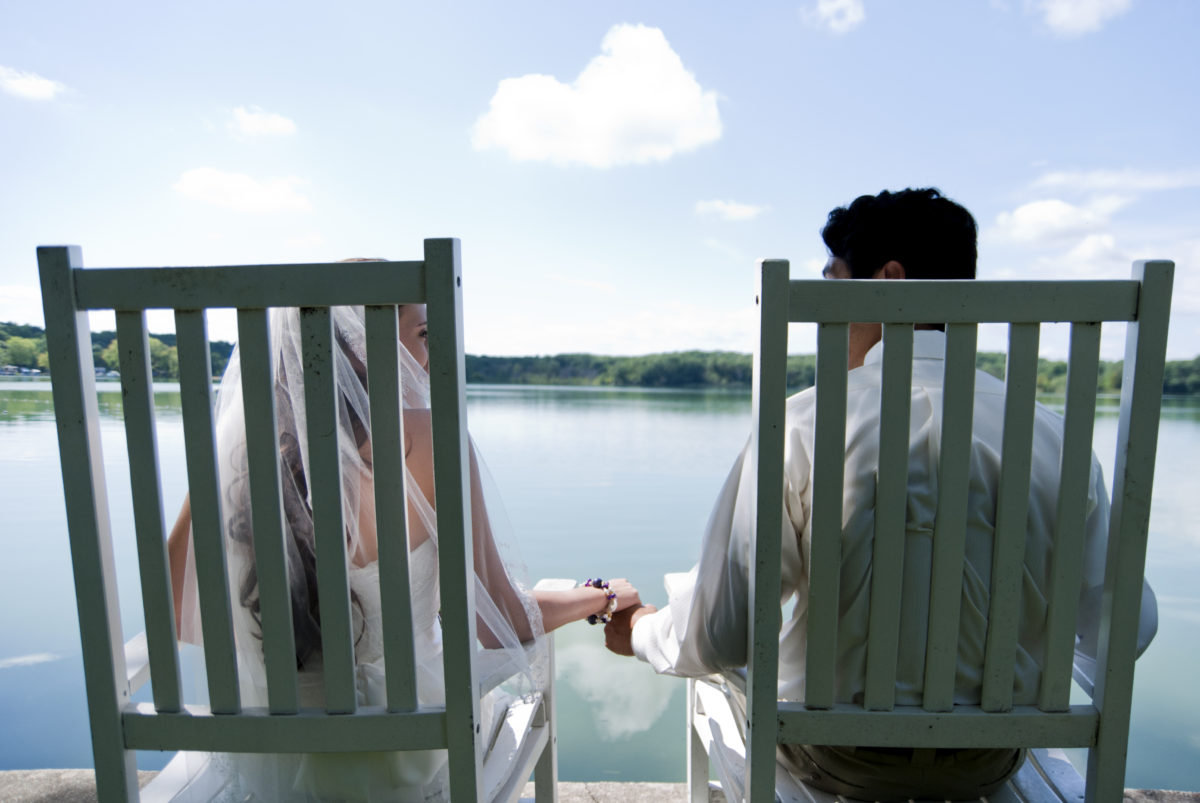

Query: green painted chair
687,259,1173,803
38,240,560,802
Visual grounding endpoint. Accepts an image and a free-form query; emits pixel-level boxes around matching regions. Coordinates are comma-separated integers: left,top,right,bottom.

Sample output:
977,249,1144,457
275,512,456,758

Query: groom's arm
603,604,657,657
603,601,689,677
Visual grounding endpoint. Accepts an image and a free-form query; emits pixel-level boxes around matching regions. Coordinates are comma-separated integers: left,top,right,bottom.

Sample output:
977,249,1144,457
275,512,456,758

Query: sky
2,0,1198,359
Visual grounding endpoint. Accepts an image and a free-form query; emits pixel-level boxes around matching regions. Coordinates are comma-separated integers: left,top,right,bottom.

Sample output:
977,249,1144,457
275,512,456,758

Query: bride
167,292,638,801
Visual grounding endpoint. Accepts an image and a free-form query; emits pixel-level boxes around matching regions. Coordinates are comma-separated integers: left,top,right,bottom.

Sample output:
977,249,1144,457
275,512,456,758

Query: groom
603,188,1158,800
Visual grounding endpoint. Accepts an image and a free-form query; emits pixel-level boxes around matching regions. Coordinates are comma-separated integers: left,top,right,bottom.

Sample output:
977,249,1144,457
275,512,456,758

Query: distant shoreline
4,322,1199,395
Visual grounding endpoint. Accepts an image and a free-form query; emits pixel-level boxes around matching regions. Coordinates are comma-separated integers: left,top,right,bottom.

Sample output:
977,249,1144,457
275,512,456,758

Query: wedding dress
179,304,546,802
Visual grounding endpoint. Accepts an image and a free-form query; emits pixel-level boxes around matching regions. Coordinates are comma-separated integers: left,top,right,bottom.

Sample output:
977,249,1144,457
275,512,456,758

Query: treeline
1,321,234,379
470,350,1200,396
4,321,1200,395
466,352,819,389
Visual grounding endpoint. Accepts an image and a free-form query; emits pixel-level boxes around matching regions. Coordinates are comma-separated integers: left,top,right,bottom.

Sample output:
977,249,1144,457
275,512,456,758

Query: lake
1,380,1198,791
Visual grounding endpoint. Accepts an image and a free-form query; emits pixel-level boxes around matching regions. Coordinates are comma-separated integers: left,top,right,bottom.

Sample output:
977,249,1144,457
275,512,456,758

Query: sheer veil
179,304,547,800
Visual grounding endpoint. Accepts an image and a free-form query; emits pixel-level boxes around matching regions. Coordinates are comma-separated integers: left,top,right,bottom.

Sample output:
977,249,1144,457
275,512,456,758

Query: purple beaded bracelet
583,578,618,625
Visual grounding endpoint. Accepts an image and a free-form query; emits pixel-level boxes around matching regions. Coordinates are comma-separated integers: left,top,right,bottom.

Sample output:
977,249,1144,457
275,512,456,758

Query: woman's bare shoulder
402,408,432,449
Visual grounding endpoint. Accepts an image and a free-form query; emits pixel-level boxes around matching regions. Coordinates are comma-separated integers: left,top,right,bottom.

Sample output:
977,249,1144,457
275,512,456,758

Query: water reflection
3,382,1199,789
557,638,676,741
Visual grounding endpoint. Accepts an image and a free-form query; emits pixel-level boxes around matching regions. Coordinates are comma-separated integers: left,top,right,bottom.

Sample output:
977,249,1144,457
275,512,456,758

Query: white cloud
472,24,721,168
173,167,312,213
1029,232,1129,278
989,196,1130,246
0,652,59,670
0,65,67,101
1031,0,1132,36
557,641,676,740
803,0,867,34
695,200,769,222
0,285,44,328
228,105,297,137
1033,168,1200,194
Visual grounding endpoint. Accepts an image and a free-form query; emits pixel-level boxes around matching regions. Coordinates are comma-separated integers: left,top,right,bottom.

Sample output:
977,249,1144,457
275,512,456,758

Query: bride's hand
606,578,640,612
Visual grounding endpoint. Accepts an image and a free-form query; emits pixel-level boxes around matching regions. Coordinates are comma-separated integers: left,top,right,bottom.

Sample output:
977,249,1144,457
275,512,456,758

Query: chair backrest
744,259,1173,802
38,240,496,801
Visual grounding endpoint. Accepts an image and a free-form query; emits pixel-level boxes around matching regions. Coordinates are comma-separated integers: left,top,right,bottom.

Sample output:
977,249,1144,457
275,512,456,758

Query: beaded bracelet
583,578,619,625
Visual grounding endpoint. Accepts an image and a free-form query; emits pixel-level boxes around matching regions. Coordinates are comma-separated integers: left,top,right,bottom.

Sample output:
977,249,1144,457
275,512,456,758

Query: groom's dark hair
821,187,978,280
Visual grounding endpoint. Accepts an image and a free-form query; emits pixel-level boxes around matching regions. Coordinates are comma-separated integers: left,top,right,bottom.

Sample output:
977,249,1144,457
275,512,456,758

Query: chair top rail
787,279,1140,323
68,260,427,310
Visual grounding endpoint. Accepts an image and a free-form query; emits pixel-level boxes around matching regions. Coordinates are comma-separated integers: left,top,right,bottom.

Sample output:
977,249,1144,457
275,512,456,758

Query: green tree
100,340,121,371
5,336,39,368
149,338,179,378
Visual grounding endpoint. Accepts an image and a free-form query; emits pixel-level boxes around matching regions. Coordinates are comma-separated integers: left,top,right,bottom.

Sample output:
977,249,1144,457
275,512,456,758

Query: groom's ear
875,260,906,280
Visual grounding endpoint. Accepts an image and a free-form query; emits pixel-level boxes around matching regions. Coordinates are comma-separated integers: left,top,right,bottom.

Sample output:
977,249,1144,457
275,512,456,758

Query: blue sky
2,0,1197,358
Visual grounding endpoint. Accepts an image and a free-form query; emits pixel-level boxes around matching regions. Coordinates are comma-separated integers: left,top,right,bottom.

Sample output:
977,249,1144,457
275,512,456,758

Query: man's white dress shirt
632,330,1156,705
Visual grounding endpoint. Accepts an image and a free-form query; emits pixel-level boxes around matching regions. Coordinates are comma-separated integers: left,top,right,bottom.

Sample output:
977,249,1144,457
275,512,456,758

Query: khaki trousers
724,685,1024,801
777,743,1025,802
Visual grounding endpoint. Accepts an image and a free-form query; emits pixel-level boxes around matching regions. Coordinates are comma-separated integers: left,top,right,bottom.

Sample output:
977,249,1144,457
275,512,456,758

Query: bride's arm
463,437,641,636
534,582,639,633
402,413,639,641
167,494,192,635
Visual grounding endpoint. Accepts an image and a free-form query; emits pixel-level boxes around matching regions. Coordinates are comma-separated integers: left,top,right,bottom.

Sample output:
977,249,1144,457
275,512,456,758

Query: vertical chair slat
364,303,419,713
1039,322,1101,712
922,323,978,712
299,306,358,714
805,322,849,710
686,680,707,803
236,308,299,714
115,310,182,712
424,238,484,802
747,260,790,803
864,323,914,711
176,308,241,714
982,322,1040,712
37,246,139,799
1088,260,1174,797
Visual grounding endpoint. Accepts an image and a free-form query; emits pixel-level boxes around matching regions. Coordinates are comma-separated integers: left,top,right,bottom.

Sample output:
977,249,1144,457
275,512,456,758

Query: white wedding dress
213,542,451,803
180,305,544,803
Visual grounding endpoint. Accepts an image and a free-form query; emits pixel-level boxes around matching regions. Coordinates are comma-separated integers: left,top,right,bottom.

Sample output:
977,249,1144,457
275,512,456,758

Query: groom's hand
604,603,657,657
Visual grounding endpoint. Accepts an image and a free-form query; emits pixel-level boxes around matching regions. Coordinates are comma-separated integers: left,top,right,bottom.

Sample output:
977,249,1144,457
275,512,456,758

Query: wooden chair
38,240,560,802
687,259,1174,803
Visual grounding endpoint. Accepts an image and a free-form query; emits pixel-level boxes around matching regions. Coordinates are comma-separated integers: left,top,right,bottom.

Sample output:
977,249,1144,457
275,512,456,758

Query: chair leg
687,679,710,803
93,745,140,803
534,632,559,802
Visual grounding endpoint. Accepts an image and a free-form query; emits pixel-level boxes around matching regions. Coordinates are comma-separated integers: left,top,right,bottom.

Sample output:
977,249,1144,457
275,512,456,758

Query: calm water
1,380,1198,791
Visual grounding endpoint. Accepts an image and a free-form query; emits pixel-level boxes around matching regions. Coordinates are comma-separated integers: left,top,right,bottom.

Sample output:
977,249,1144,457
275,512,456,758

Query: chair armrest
722,666,747,696
125,631,151,694
1072,654,1096,698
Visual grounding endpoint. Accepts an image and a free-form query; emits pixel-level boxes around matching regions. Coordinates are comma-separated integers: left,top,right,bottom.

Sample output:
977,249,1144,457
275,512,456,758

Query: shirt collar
862,329,946,366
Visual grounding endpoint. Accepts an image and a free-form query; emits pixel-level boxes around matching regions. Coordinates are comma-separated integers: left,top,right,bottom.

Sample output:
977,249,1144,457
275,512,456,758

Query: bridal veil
178,304,547,801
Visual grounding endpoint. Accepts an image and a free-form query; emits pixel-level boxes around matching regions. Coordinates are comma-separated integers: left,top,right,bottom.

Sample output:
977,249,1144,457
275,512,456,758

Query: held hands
580,577,641,625
606,578,640,613
604,603,657,657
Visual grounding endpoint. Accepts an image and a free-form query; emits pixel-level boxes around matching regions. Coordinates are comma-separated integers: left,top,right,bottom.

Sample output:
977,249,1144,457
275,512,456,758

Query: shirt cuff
630,607,661,664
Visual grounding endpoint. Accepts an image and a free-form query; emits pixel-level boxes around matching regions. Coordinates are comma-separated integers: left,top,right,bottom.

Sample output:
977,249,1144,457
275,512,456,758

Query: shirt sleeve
631,434,806,678
1074,455,1158,677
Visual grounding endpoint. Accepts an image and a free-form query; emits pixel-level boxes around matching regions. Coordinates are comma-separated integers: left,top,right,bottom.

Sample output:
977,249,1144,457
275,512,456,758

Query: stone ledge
0,771,1194,802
